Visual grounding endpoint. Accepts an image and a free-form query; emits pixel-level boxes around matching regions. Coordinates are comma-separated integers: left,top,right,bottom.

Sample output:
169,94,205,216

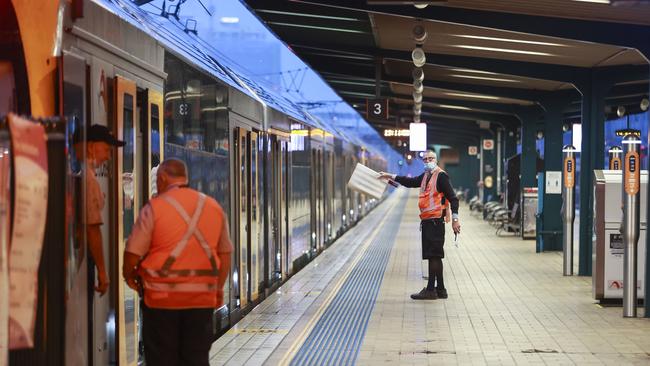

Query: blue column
577,72,608,276
540,95,574,251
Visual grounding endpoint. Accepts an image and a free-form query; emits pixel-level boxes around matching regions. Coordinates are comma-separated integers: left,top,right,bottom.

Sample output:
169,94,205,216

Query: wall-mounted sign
482,139,494,150
366,98,389,120
468,146,477,155
384,129,410,137
7,114,48,349
545,171,561,194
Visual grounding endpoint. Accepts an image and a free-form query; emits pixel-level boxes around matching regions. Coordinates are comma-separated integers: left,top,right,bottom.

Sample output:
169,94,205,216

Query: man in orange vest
380,150,460,300
122,158,232,366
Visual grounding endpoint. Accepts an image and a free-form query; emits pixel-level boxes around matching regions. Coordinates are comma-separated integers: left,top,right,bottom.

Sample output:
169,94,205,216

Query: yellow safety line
278,191,402,366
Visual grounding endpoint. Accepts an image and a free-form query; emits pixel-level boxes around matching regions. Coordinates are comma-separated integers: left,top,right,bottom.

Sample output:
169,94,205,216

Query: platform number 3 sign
366,99,389,120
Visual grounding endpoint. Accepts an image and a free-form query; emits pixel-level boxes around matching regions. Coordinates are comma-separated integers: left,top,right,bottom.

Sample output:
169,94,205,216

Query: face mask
424,161,437,171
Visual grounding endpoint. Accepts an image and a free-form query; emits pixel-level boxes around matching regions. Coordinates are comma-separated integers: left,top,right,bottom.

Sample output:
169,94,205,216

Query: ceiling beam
275,0,650,51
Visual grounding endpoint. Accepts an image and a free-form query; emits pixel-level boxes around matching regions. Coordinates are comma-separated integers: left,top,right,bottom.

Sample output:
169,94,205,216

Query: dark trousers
142,303,214,366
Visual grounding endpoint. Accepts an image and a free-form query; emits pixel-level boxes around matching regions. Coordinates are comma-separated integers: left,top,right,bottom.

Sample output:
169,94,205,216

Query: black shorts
421,219,445,259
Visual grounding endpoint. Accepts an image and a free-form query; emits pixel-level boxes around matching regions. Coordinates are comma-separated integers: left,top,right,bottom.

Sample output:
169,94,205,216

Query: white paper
8,115,48,349
545,171,562,194
347,163,387,199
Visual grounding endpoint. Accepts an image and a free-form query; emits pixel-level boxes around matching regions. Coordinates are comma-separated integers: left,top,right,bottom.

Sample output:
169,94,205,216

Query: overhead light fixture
454,34,566,47
220,17,240,24
414,115,421,123
414,105,422,114
437,104,471,111
641,97,649,111
412,67,425,82
412,46,426,67
448,74,521,83
617,105,626,117
572,0,610,4
413,91,423,103
412,23,427,43
413,79,424,93
414,100,423,108
414,2,428,9
452,45,555,56
444,92,500,100
447,68,498,75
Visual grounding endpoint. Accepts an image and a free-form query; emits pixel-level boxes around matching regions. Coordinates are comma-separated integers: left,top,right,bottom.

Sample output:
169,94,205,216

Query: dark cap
73,124,125,146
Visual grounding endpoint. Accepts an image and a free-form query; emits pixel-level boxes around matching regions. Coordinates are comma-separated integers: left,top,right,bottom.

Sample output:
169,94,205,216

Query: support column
577,72,608,276
519,111,541,189
540,95,574,251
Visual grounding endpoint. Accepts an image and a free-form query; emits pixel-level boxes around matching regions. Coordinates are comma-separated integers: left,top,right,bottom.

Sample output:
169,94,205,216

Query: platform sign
468,146,478,156
366,98,389,120
482,139,494,150
409,123,427,151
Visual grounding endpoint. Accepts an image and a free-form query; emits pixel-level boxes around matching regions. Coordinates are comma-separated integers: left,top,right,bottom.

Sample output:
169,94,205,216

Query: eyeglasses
422,157,436,162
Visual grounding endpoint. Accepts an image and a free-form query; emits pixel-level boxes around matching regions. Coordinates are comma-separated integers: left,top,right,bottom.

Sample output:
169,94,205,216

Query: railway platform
210,189,650,366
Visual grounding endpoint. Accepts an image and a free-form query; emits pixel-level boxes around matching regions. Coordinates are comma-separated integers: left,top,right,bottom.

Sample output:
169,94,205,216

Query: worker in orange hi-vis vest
379,150,460,300
122,158,232,366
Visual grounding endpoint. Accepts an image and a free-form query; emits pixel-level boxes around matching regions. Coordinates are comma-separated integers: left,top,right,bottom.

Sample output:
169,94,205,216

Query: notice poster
7,114,48,349
0,130,11,366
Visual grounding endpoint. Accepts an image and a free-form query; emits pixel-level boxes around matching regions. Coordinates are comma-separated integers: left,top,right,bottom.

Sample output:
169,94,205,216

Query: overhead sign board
482,139,494,150
409,123,427,151
468,146,478,156
366,98,389,120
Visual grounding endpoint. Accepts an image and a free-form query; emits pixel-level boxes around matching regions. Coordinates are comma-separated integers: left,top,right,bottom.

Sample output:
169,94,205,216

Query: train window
162,53,230,214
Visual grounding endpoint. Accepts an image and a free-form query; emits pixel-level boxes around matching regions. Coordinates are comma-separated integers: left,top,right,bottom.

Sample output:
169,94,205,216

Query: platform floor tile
212,190,650,365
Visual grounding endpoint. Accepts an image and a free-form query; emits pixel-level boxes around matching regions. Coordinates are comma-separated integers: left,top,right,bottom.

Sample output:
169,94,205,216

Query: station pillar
576,72,609,276
539,96,573,251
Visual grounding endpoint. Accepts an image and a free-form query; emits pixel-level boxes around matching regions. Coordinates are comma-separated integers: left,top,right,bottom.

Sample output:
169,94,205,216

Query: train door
269,134,290,284
233,127,249,308
310,148,322,253
62,51,89,366
115,76,139,366
281,140,291,277
144,89,163,197
322,150,332,244
250,131,261,302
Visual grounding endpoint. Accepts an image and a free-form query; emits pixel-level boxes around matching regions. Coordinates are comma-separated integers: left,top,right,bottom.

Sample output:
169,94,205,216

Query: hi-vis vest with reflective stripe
418,168,446,220
139,187,223,309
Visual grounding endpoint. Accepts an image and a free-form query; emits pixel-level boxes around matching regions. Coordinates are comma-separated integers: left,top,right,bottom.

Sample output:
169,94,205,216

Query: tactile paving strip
289,198,408,366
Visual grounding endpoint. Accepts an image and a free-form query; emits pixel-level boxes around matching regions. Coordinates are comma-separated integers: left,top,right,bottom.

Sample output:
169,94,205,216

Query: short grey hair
159,158,188,178
423,150,437,159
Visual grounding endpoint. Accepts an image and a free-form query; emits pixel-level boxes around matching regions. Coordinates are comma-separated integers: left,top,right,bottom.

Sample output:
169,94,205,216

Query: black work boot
437,288,448,299
410,288,438,300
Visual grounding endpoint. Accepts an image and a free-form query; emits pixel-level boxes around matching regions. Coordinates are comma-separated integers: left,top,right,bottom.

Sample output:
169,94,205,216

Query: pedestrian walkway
210,189,650,365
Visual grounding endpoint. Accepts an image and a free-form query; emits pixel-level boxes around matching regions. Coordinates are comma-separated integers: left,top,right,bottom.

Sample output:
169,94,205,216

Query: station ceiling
244,0,650,143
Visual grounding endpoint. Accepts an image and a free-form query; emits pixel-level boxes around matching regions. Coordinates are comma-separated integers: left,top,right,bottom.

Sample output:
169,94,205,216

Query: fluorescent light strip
266,21,368,34
436,104,471,110
455,34,567,47
448,68,497,75
572,0,610,3
452,45,555,56
448,74,521,83
256,9,362,22
444,92,501,100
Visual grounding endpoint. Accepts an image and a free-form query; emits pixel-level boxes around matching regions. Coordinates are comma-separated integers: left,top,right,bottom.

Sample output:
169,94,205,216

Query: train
1,0,407,364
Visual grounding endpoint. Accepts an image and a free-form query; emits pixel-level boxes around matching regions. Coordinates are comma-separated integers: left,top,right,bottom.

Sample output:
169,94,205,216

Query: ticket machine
592,170,647,301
